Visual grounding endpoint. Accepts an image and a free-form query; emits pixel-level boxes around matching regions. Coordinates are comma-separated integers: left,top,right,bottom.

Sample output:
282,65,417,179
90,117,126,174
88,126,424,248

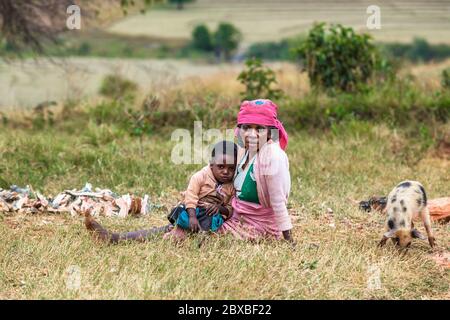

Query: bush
31,101,57,130
192,24,213,52
382,38,450,62
88,100,129,126
281,79,449,129
442,68,450,90
245,36,450,64
99,74,138,100
295,23,385,92
237,57,283,101
246,40,292,60
77,42,91,56
245,36,304,61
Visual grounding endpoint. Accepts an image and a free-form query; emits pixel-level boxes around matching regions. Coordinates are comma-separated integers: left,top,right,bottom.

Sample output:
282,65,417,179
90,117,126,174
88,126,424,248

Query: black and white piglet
379,180,435,248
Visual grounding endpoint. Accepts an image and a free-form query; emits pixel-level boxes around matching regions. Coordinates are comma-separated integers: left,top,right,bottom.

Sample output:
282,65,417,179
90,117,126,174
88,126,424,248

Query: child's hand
189,215,201,232
187,208,201,232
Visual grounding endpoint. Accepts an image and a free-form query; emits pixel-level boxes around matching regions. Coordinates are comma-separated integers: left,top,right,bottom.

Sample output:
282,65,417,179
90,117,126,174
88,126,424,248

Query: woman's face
239,124,269,151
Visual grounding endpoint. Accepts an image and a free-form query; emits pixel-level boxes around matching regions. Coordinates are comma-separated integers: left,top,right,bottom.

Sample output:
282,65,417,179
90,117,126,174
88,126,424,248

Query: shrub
442,68,450,90
77,42,91,56
237,57,283,101
382,38,450,63
88,100,128,126
245,36,305,61
246,40,292,60
0,112,8,126
280,79,449,129
295,23,385,92
31,101,56,130
99,74,138,100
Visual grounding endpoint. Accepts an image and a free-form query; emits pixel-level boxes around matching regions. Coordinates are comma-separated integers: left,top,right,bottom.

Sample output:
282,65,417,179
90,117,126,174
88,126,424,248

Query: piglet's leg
420,207,435,248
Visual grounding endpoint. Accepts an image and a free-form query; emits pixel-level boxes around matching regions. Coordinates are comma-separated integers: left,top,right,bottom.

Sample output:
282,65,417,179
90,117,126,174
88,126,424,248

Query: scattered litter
323,206,336,228
0,183,162,218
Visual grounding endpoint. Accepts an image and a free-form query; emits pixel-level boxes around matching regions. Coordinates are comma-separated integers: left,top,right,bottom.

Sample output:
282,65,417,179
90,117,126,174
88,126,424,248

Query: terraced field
108,0,450,44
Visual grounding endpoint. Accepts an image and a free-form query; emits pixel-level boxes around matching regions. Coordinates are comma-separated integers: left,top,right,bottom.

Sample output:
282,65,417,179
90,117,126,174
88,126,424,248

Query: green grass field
0,121,448,299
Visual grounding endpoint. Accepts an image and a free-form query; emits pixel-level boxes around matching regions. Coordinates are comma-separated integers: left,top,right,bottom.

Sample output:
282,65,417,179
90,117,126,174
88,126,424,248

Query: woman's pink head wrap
236,99,288,150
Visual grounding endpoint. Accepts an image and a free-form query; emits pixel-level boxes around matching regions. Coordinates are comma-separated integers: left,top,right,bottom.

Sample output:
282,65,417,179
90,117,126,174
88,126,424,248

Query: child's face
210,154,236,183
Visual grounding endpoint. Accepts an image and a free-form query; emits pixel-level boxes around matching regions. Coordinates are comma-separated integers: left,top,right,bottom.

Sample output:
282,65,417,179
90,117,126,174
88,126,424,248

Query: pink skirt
164,197,282,241
217,197,281,240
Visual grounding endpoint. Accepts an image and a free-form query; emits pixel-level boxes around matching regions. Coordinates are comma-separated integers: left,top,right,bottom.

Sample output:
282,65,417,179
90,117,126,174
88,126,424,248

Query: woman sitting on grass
85,99,294,243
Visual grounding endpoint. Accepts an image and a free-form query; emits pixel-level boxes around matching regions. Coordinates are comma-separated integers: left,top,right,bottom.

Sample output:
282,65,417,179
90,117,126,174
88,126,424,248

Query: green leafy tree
295,23,384,92
213,22,242,61
191,24,213,51
237,57,283,101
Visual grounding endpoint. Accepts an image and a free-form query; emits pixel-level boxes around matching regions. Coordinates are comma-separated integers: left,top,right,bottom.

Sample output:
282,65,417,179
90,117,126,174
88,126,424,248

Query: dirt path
0,57,243,109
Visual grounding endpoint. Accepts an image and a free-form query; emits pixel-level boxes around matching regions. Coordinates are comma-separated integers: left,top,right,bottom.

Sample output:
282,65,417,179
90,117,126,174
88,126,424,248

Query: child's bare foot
84,211,113,243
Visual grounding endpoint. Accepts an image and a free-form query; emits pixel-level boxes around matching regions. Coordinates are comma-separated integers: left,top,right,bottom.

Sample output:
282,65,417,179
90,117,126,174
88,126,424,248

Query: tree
0,0,74,53
168,0,195,10
191,24,213,51
295,23,383,92
213,22,242,61
0,0,162,55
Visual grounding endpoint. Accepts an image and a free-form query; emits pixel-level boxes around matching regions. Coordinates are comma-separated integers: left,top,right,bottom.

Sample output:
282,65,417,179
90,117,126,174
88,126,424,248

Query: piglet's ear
411,229,426,240
383,230,396,238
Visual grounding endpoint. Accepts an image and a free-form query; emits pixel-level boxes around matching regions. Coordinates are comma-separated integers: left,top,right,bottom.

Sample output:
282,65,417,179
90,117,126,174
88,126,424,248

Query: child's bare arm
187,207,200,232
184,173,202,209
221,188,234,219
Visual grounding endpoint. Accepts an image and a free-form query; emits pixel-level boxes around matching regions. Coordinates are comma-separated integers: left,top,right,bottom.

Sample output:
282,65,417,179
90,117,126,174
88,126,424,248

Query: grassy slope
107,0,450,44
0,123,448,299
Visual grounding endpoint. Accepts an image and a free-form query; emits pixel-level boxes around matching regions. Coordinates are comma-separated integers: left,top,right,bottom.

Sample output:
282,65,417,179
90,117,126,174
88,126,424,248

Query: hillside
107,0,450,44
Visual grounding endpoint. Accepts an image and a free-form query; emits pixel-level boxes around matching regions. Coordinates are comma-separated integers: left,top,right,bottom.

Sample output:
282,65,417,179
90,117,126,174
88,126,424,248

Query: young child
84,140,237,243
168,140,237,232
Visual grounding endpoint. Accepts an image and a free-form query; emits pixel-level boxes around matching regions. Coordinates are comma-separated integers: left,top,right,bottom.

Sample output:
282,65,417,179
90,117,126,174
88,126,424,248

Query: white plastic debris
0,183,162,218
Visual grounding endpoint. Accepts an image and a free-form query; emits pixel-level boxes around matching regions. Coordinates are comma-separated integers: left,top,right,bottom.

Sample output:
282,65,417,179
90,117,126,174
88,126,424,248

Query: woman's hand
205,204,220,216
187,208,201,232
198,200,220,216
